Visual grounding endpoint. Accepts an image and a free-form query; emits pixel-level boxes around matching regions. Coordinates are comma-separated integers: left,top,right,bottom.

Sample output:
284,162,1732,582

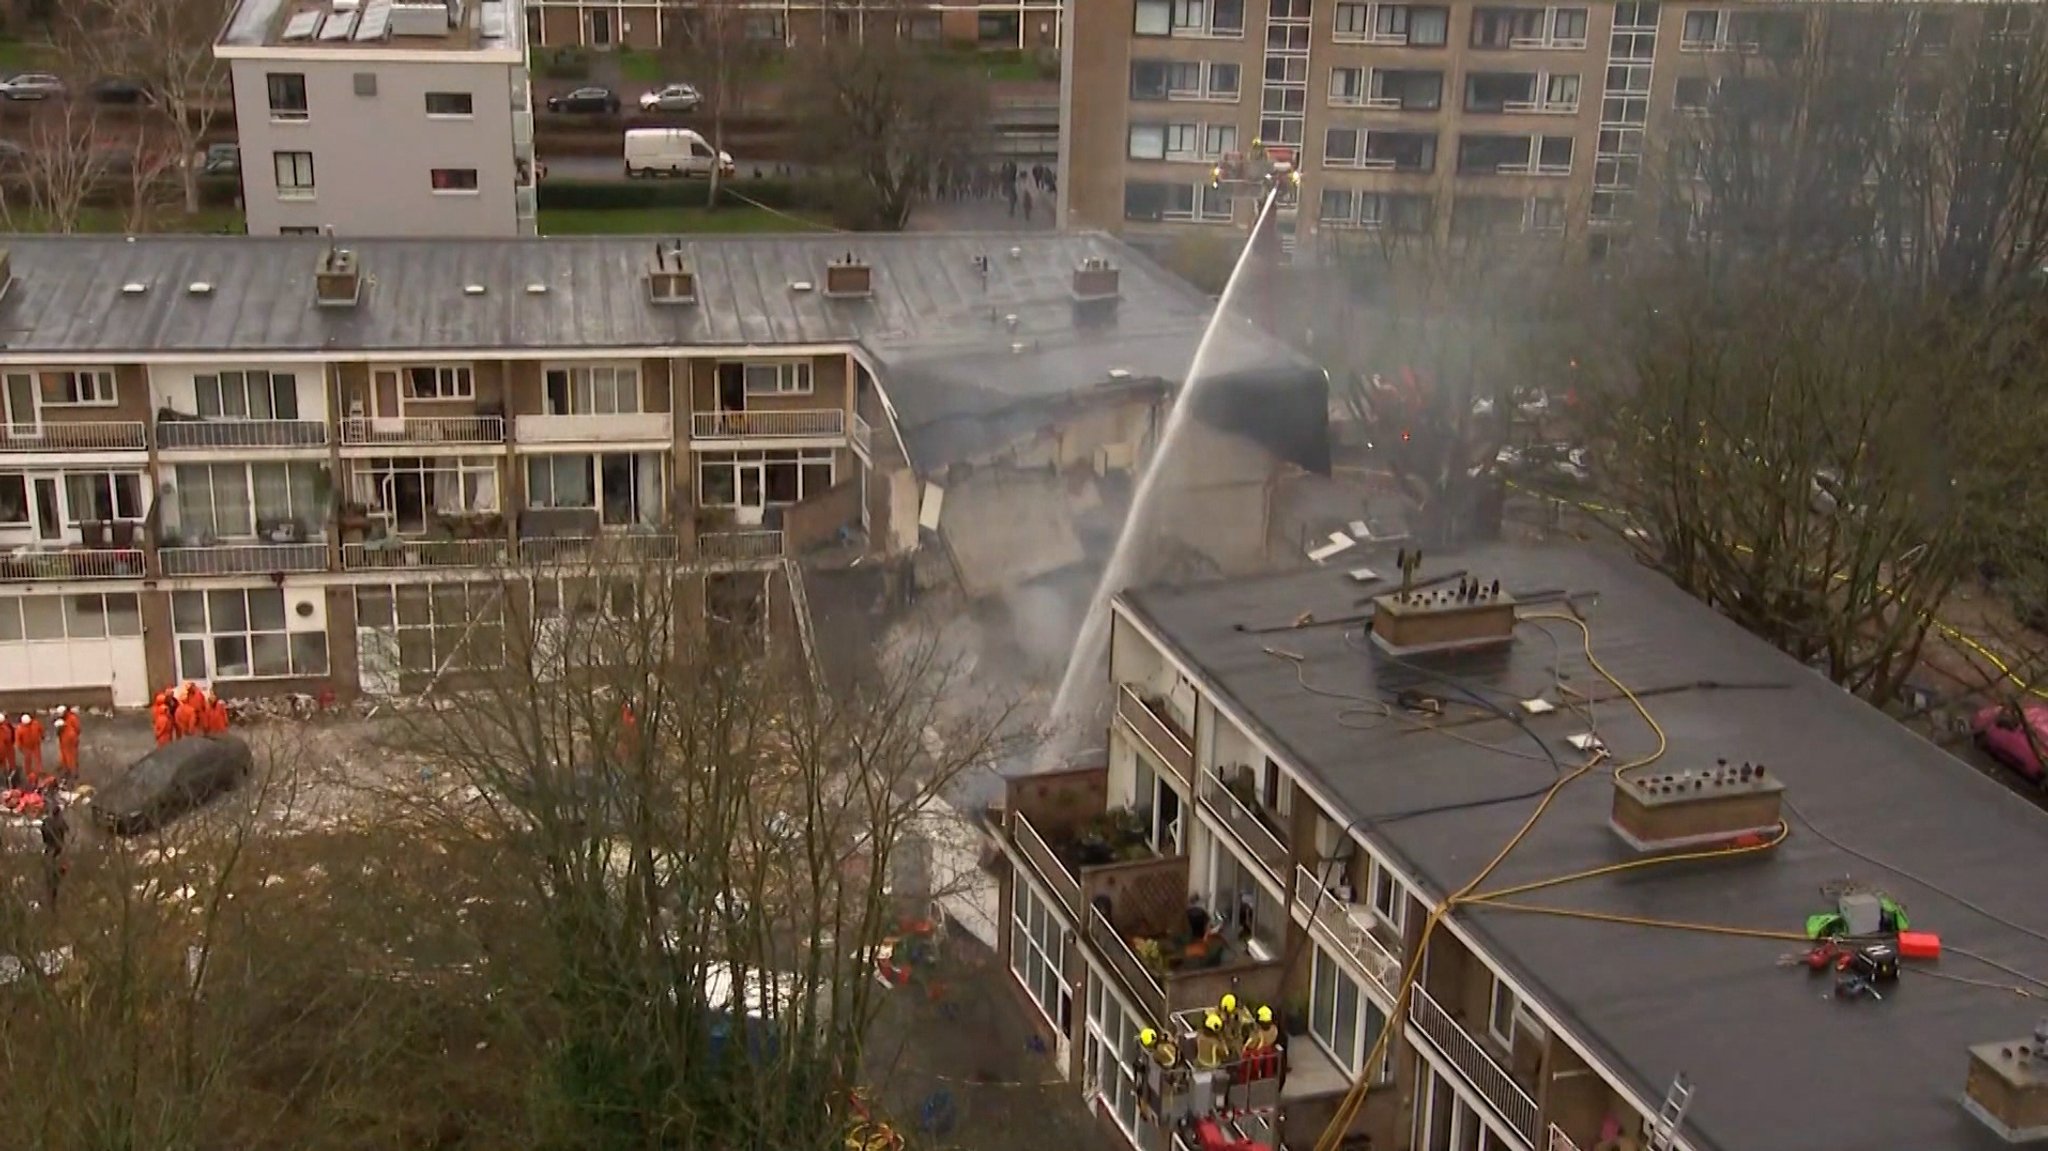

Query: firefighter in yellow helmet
1195,1010,1228,1068
1251,1004,1280,1050
1219,992,1253,1052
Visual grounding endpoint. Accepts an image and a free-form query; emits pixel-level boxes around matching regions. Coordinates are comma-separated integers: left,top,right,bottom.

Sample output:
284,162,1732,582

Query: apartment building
986,538,2048,1151
1061,0,2002,257
0,231,1308,711
520,0,1065,50
218,0,539,237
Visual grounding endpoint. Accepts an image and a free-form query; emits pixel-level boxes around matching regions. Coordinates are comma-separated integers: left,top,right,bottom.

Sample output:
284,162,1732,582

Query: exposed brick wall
783,479,862,554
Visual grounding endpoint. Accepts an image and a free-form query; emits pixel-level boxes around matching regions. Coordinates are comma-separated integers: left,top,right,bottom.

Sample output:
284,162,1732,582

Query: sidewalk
909,196,1056,232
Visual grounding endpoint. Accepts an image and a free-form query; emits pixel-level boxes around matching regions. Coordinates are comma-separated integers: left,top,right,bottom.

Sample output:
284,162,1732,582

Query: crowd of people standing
931,160,1057,222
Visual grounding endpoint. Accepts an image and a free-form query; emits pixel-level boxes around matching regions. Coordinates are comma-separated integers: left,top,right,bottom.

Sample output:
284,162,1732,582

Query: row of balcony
0,410,855,455
0,530,790,581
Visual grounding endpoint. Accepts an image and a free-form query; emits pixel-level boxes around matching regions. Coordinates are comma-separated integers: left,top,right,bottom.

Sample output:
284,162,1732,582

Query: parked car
623,127,734,179
89,78,152,105
547,85,619,114
201,142,240,175
1973,703,2048,784
91,735,254,836
639,83,702,113
0,73,64,101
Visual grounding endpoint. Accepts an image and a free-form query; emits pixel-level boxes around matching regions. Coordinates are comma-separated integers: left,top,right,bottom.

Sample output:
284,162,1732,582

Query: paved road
542,154,818,184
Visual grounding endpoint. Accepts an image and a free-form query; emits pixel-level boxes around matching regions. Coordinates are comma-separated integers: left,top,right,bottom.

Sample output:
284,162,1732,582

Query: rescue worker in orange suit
618,702,639,761
173,690,201,740
17,712,45,789
0,714,15,789
56,707,80,780
151,690,173,746
201,692,227,735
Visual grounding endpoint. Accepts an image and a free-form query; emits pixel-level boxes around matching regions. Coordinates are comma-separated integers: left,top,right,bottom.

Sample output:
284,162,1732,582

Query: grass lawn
936,48,1055,83
539,205,833,235
5,206,246,235
617,50,666,85
0,38,54,75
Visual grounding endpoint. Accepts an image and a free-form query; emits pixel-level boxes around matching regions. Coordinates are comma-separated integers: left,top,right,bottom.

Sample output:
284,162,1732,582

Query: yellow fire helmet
1204,1012,1223,1032
1220,993,1238,1014
1140,1028,1158,1048
1257,1005,1274,1024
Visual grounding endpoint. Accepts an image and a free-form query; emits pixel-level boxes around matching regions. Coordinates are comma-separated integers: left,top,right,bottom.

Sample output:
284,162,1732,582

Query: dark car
91,735,254,836
546,85,619,114
201,142,240,175
90,78,153,105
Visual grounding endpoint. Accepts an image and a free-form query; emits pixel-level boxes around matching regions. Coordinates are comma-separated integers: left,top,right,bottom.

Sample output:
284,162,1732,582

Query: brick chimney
824,251,872,299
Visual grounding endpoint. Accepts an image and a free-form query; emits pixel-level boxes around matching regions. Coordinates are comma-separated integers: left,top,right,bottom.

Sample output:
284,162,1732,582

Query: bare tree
0,101,111,232
62,0,227,216
661,0,775,208
786,25,989,229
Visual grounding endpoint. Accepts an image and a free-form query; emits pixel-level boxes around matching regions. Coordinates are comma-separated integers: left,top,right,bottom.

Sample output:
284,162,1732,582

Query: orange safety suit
152,694,173,746
207,696,229,734
17,715,44,787
618,703,639,760
57,712,79,778
173,695,200,739
0,720,14,777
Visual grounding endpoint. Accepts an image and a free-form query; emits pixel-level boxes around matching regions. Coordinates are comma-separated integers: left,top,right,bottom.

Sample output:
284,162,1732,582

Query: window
1086,979,1145,1139
1319,187,1355,223
1203,124,1238,157
1537,134,1573,172
1168,61,1203,96
1333,1,1369,36
527,453,664,525
1331,66,1366,105
431,168,480,193
173,587,328,681
350,456,499,533
1173,0,1206,31
280,226,321,236
173,462,327,541
1131,60,1169,99
1460,133,1538,174
1487,975,1547,1049
1681,9,1721,48
274,151,315,199
403,365,475,400
1544,74,1580,109
542,365,641,415
1377,4,1448,45
1135,0,1170,34
1208,62,1240,98
1553,6,1587,41
696,449,833,509
1364,131,1437,172
62,472,144,524
39,369,115,406
0,594,141,645
1466,71,1535,112
1325,127,1361,165
1310,946,1392,1081
194,370,300,420
424,91,474,116
1470,6,1544,48
1164,123,1200,160
1374,68,1443,110
1010,881,1072,1033
1212,0,1245,34
1529,196,1567,232
1198,182,1234,221
1369,857,1407,930
742,13,785,40
1125,180,1171,220
1129,124,1166,160
266,72,308,120
0,474,25,526
356,583,505,675
741,361,813,397
1673,75,1712,111
526,455,594,510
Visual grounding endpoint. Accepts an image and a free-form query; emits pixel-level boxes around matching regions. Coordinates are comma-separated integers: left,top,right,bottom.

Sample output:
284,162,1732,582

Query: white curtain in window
466,467,499,513
636,453,663,525
252,464,293,527
432,465,462,514
1410,6,1448,41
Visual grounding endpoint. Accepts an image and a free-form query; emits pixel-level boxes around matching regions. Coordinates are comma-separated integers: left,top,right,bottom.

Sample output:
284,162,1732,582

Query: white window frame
0,473,27,528
1535,134,1574,175
1318,187,1356,225
194,369,300,421
0,593,143,645
543,364,642,416
173,462,326,542
402,364,476,401
1202,123,1238,159
355,582,506,676
1368,856,1407,931
1207,61,1241,99
350,455,500,533
1541,73,1581,113
1009,879,1072,1034
1166,60,1204,98
1310,944,1394,1083
274,150,315,199
430,167,481,194
266,72,308,121
1324,126,1362,167
1164,122,1200,161
1680,8,1724,51
1129,123,1167,161
696,448,834,509
172,586,329,682
424,91,474,118
1085,977,1145,1140
1333,0,1370,39
1487,973,1549,1050
1135,0,1171,35
1330,66,1367,106
62,470,145,525
42,369,116,407
740,361,814,398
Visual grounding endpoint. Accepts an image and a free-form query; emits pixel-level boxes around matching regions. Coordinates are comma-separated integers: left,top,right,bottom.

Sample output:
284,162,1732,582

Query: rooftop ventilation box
824,254,872,299
1609,761,1785,855
1965,1022,2048,1143
1368,578,1516,655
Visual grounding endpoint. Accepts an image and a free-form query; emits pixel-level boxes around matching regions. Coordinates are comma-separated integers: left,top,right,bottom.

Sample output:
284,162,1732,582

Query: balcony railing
691,409,846,440
0,421,147,452
1085,904,1166,1025
1116,684,1193,786
1196,767,1290,882
1011,809,1082,917
159,543,329,576
156,419,329,450
518,533,679,565
0,547,144,580
1293,865,1402,995
514,412,673,445
342,538,508,570
341,416,505,446
851,411,873,457
1549,1124,1584,1151
698,530,785,563
1409,985,1540,1144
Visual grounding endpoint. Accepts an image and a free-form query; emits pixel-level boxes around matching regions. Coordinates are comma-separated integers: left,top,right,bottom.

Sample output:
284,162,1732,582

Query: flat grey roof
0,232,1305,471
221,0,520,51
1121,542,2048,1151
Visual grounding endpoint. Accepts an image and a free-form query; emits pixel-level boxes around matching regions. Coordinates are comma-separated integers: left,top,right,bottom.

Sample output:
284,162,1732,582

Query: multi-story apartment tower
987,537,2048,1151
218,0,539,237
1062,0,2007,259
0,232,1310,712
521,0,1066,50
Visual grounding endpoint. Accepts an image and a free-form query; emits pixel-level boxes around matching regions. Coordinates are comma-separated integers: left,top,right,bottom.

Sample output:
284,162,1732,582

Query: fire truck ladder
1643,1073,1695,1151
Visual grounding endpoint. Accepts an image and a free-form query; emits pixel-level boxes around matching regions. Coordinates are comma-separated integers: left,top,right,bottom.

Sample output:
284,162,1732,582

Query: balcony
1196,766,1291,883
518,532,680,565
1116,683,1193,787
698,529,786,564
691,409,846,441
342,537,508,570
515,412,673,445
156,418,329,451
341,415,505,447
0,421,147,453
1410,984,1541,1144
0,546,144,580
1549,1125,1584,1151
1293,865,1403,995
159,542,330,576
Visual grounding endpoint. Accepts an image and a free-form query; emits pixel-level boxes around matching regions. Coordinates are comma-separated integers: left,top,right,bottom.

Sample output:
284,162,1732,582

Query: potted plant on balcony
1134,936,1170,979
337,501,371,544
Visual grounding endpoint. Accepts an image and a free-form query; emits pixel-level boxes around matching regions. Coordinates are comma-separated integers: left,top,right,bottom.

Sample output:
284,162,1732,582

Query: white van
623,128,735,179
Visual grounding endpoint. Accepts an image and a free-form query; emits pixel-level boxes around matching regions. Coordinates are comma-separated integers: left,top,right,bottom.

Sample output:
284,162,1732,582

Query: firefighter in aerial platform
1218,992,1254,1052
1137,1027,1190,1121
1194,1010,1229,1069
